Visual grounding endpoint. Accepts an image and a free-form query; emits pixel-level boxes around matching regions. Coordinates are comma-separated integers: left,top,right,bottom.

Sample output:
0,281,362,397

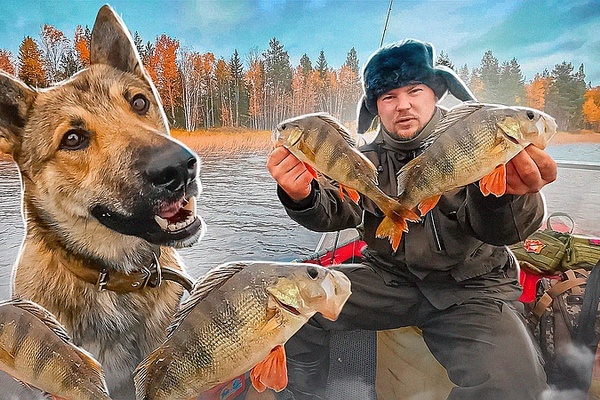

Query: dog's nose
144,140,198,192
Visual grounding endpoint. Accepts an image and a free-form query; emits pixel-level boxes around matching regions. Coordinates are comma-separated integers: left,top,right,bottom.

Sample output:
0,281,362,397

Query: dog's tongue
157,199,186,219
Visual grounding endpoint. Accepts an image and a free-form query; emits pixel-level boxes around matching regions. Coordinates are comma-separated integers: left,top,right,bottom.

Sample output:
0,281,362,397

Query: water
0,152,322,300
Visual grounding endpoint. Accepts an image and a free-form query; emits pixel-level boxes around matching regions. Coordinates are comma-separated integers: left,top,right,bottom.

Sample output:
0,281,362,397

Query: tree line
0,24,598,132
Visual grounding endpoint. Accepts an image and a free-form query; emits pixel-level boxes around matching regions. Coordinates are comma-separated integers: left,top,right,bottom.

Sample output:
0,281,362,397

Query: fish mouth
91,195,205,247
270,293,301,316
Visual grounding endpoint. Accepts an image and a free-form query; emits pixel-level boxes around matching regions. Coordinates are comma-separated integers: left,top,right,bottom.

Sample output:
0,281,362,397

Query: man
267,39,556,399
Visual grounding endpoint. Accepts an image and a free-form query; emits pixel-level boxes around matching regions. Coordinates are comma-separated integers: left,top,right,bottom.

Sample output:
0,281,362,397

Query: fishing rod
380,0,394,47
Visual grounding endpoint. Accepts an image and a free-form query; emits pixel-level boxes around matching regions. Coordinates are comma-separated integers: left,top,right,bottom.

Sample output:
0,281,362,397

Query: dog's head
0,6,204,267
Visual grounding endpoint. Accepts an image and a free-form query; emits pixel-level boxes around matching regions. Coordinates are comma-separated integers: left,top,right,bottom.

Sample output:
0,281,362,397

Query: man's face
376,84,437,139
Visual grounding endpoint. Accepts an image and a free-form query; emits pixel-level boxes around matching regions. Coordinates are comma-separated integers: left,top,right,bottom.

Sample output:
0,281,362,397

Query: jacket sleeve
456,183,545,246
277,180,363,232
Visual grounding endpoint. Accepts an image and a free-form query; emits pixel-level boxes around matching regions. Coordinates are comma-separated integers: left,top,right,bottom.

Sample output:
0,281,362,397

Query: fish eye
279,123,287,131
526,110,535,120
306,266,320,280
59,128,90,151
131,94,150,115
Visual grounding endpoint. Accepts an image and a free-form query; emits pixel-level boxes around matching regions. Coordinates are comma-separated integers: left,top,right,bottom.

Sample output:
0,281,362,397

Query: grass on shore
172,128,272,156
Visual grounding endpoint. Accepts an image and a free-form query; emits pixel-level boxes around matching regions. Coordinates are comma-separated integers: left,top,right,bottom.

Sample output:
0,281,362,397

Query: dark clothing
277,106,548,399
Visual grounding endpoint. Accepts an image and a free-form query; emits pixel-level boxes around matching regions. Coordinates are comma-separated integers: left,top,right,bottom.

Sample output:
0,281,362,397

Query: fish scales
396,103,557,213
135,261,352,400
0,299,110,399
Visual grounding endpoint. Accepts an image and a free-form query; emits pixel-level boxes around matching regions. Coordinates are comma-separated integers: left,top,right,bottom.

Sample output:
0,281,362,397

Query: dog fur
0,5,204,397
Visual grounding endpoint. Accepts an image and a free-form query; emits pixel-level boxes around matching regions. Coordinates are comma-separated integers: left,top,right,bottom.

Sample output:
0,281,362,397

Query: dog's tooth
154,215,169,230
184,197,197,218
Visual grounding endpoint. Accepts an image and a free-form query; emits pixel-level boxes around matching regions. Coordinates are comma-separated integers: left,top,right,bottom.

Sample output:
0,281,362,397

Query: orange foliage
0,49,15,75
74,25,90,67
583,87,600,130
525,75,550,110
18,36,45,87
246,60,264,119
150,34,180,118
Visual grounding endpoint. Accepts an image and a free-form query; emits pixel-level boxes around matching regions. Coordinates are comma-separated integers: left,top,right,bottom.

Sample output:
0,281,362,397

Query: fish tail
376,204,420,251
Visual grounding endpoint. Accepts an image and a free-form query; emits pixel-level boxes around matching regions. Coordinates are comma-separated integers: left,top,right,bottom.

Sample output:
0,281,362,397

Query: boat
204,160,600,400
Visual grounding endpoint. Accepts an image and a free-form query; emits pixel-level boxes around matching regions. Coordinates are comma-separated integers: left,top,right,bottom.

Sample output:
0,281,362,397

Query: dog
0,5,204,397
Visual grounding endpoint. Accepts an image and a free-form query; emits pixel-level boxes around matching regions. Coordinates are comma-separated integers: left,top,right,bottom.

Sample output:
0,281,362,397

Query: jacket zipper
429,212,444,252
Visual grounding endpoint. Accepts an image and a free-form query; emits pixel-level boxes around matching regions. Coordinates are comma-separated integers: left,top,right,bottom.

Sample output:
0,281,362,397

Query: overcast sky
0,0,598,85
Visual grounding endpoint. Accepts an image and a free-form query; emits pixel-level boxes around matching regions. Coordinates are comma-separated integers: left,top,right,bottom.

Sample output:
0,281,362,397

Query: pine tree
498,58,525,105
299,54,312,76
229,49,247,127
477,50,500,102
262,37,292,127
436,50,455,70
315,50,328,80
546,62,587,130
57,48,81,80
344,47,359,75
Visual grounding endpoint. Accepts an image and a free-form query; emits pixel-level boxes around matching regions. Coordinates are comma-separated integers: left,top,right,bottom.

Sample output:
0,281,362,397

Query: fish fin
260,307,284,335
420,102,485,151
2,298,72,344
479,164,507,197
339,185,360,204
376,205,421,251
314,113,357,147
418,195,441,216
250,345,288,393
72,345,108,393
0,347,16,369
303,163,318,179
167,262,247,336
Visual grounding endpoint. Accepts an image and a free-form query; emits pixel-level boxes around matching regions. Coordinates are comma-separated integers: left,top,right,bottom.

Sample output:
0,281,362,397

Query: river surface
2,144,600,299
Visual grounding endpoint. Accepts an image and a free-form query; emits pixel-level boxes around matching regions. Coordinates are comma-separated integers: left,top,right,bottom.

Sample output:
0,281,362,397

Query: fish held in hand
0,298,110,400
396,102,558,217
274,112,420,251
134,261,351,400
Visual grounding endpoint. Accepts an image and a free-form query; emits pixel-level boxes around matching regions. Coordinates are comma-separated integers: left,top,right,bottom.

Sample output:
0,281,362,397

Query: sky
0,0,598,86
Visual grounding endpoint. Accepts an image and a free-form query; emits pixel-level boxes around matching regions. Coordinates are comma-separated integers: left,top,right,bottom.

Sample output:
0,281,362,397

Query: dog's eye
131,94,150,115
59,129,90,151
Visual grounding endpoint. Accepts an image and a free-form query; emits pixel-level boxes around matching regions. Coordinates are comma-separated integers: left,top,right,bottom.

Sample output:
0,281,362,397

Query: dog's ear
0,72,37,156
90,5,146,79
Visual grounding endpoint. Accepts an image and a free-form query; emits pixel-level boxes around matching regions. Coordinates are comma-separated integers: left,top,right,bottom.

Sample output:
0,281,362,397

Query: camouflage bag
509,213,574,274
528,265,600,391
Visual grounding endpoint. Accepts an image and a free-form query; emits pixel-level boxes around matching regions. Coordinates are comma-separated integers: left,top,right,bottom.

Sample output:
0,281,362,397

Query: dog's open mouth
91,195,204,247
154,197,197,233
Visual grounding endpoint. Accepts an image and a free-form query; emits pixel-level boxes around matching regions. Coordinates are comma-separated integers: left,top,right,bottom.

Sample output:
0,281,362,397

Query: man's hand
505,145,557,195
266,146,314,201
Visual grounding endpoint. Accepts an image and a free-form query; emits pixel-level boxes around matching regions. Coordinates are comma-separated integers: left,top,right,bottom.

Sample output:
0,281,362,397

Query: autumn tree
0,49,15,75
18,36,46,87
215,58,232,127
74,25,91,68
525,70,551,110
583,86,600,131
245,50,265,130
150,34,181,124
40,24,69,83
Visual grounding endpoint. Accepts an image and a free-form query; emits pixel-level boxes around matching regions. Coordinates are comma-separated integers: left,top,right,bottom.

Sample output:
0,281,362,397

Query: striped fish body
274,113,420,251
396,103,558,213
134,261,351,400
0,299,110,400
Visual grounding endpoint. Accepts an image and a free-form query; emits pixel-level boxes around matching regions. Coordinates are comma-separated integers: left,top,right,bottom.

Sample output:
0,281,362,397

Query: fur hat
361,38,475,116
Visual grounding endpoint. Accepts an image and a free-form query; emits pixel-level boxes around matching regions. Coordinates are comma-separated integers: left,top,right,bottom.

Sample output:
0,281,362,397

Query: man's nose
394,95,411,110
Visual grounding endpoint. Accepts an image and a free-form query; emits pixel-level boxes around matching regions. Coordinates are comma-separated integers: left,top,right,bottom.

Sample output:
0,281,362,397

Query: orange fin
339,185,360,204
250,345,288,393
418,195,441,216
479,164,506,197
303,163,318,179
376,205,421,251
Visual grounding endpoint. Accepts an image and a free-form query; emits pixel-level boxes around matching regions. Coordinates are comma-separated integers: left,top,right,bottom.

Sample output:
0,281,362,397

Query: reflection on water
1,144,600,300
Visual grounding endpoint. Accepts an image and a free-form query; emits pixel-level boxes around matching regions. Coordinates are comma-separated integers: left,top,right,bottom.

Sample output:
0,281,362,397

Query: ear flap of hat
435,65,476,102
357,96,377,134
